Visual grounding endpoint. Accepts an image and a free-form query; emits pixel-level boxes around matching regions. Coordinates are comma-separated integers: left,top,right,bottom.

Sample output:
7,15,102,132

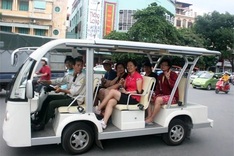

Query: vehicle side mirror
26,80,34,99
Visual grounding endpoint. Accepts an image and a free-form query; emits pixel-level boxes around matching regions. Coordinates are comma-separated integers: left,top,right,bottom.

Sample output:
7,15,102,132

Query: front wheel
162,119,187,146
207,84,211,90
62,123,94,155
215,89,219,94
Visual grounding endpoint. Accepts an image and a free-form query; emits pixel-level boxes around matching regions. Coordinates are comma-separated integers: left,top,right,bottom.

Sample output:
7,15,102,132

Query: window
1,0,13,10
80,7,82,17
182,19,186,28
0,26,12,32
34,0,46,10
176,20,181,27
53,29,59,35
188,22,193,28
35,29,46,36
54,6,60,12
18,28,29,34
118,9,136,31
19,0,29,11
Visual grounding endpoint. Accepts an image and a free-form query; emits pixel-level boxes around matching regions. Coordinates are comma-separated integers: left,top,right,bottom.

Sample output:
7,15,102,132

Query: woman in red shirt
145,58,179,124
96,60,143,129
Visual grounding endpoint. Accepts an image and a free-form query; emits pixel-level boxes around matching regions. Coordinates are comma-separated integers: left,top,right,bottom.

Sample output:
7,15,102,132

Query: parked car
190,71,209,84
192,72,222,90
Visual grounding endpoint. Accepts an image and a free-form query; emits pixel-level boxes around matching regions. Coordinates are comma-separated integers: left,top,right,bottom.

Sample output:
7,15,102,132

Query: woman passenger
97,62,128,102
96,60,143,129
145,58,179,124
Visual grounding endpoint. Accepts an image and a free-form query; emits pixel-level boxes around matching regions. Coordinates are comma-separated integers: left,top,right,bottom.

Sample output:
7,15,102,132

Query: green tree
104,31,129,40
104,31,147,65
128,2,181,44
194,11,234,71
177,28,205,47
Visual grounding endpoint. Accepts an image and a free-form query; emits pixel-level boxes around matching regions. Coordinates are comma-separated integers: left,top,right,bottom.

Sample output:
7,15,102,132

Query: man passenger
31,57,86,131
101,59,117,87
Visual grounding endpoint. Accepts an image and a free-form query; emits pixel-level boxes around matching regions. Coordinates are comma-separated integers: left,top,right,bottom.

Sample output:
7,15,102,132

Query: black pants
37,95,74,124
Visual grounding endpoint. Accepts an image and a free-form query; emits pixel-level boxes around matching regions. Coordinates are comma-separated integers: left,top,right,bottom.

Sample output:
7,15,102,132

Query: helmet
41,57,48,63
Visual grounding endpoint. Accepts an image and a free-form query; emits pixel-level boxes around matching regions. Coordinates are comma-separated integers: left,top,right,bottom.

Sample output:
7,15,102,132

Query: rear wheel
62,123,94,155
207,84,211,90
162,119,187,146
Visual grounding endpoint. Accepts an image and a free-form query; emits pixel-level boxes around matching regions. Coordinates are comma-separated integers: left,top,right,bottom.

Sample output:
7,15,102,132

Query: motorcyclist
221,71,230,86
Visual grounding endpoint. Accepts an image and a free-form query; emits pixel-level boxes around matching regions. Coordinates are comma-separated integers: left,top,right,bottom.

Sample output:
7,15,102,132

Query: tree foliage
128,2,180,44
194,11,234,71
104,31,140,64
177,28,205,47
103,31,129,40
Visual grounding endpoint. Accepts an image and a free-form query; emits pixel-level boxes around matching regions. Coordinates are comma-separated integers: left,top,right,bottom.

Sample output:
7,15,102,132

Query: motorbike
215,79,230,94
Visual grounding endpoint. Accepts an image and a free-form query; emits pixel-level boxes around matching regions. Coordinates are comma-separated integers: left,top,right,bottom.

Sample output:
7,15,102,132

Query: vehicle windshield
9,58,36,100
195,71,205,76
199,73,213,79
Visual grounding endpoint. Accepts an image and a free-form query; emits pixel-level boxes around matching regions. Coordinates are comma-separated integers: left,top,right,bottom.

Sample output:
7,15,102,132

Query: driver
31,57,86,131
221,71,230,86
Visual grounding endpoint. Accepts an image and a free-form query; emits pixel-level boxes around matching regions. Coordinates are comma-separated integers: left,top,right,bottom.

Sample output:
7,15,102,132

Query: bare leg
145,97,163,123
146,103,153,119
97,88,105,102
98,89,121,111
103,99,117,124
98,88,111,102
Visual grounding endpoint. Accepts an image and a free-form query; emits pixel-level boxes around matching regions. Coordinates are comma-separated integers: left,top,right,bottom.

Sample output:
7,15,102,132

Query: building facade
68,0,176,39
0,0,68,38
174,1,196,29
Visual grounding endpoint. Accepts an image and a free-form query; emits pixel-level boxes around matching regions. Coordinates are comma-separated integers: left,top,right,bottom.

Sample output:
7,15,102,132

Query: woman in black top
98,62,128,102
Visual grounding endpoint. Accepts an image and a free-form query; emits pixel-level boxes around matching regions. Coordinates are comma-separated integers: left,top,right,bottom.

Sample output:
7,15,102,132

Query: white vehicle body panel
2,39,220,152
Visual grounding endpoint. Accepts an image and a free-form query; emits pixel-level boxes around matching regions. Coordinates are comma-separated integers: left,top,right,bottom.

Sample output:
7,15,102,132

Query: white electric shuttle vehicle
3,39,220,154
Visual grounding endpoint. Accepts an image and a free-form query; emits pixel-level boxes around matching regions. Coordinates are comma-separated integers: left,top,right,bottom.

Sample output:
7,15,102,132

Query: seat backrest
93,77,100,103
67,77,100,108
139,76,156,110
178,77,187,104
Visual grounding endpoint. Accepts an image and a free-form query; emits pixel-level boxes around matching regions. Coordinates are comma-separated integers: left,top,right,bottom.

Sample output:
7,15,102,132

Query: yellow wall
0,0,68,38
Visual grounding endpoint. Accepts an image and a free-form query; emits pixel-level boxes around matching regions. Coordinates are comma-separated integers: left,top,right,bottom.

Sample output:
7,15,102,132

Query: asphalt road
0,85,233,156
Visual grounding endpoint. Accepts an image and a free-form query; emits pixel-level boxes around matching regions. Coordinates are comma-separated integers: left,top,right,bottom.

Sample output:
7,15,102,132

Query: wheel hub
71,130,88,149
170,125,184,142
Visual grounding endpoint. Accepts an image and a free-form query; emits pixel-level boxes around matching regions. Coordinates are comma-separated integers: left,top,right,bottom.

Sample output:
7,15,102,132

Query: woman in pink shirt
96,60,143,129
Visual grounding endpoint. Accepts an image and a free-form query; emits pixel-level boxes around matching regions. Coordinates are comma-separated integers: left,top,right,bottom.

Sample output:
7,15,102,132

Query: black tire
225,91,228,94
192,86,196,88
162,119,187,146
207,84,211,90
215,89,219,94
62,123,94,155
